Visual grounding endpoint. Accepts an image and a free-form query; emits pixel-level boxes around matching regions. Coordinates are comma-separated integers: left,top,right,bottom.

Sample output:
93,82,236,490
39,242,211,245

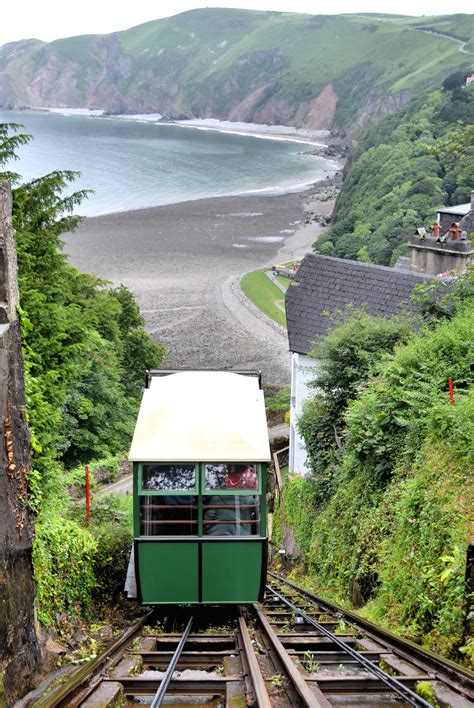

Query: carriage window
202,495,259,536
140,496,198,536
204,463,258,492
141,463,196,492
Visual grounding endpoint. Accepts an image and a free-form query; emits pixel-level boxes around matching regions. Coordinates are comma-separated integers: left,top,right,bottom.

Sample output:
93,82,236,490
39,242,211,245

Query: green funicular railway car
129,369,271,605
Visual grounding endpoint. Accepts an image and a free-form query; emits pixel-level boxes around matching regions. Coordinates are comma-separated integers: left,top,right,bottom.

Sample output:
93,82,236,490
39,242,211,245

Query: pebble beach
64,171,339,386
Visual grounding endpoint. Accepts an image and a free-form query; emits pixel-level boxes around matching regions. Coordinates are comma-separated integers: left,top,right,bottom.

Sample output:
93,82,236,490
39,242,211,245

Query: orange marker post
448,377,455,406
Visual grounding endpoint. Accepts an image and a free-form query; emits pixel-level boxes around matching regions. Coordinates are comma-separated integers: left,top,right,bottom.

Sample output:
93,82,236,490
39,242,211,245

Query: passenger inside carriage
203,465,259,536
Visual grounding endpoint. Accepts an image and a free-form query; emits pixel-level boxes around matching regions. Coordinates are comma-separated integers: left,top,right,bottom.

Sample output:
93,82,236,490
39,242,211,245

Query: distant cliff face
0,9,471,134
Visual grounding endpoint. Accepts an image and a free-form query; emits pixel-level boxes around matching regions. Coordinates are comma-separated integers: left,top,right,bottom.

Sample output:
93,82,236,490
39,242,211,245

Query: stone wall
0,182,41,704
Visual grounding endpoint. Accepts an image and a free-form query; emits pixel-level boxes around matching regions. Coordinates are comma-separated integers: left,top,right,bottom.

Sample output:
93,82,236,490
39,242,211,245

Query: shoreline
66,191,307,384
11,108,343,218
87,169,341,219
78,174,341,264
35,107,332,147
59,124,343,383
65,186,341,384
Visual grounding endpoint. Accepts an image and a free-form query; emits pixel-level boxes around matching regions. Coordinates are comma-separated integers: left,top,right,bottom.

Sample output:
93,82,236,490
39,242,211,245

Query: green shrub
299,308,413,497
33,495,133,630
279,474,316,557
345,302,473,484
33,513,97,628
278,290,473,659
265,388,291,415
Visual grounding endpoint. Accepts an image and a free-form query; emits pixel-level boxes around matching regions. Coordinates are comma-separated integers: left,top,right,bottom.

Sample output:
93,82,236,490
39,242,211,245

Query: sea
0,110,338,217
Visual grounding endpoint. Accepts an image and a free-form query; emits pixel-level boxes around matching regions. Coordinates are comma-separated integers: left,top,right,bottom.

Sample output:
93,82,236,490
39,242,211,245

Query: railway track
34,575,474,707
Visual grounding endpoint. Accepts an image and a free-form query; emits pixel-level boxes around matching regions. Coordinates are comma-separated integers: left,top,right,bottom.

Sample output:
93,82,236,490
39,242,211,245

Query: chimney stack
410,197,473,276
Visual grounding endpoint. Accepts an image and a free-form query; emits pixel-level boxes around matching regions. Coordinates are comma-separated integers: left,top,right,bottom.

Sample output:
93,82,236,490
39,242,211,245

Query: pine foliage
1,123,165,506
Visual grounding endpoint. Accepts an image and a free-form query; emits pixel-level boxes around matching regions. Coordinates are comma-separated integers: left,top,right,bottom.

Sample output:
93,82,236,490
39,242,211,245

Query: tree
320,85,472,265
0,123,165,503
298,308,413,499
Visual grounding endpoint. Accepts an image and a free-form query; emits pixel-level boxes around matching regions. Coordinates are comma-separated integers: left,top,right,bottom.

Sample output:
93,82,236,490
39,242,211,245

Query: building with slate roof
411,191,474,276
285,254,435,474
284,193,473,474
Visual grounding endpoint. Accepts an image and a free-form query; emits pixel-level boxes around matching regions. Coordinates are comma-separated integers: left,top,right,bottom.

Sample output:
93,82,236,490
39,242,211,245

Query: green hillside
406,14,474,50
280,282,474,661
315,71,473,265
0,9,471,133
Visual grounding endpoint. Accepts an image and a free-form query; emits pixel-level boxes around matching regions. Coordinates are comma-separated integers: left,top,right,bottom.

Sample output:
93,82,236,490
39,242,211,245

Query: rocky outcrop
294,84,338,130
348,86,413,142
0,183,41,705
227,83,272,122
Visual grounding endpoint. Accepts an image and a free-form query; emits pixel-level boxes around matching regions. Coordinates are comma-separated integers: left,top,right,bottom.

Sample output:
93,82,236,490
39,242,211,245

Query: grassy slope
276,275,291,291
0,40,45,102
404,14,474,50
274,302,474,660
240,270,286,328
1,10,471,127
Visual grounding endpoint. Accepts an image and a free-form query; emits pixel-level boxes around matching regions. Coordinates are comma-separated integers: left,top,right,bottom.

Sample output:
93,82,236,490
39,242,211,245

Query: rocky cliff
0,182,41,705
0,10,471,135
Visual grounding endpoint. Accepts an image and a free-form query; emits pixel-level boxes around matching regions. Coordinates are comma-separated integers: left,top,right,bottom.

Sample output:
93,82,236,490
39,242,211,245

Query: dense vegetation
0,10,471,132
1,123,164,629
315,72,473,265
274,273,473,660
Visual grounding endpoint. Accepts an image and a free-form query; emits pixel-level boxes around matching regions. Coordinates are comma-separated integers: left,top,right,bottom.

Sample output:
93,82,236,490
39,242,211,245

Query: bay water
0,110,337,216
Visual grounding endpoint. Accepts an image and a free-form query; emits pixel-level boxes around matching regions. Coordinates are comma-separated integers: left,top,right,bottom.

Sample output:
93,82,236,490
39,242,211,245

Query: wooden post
85,465,90,524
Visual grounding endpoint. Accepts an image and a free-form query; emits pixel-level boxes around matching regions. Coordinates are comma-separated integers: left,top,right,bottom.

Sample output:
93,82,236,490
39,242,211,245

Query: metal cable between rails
267,584,433,708
150,616,193,708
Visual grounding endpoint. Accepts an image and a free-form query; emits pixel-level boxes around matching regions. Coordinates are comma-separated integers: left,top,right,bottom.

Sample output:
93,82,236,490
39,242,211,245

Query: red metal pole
85,465,90,524
448,377,455,406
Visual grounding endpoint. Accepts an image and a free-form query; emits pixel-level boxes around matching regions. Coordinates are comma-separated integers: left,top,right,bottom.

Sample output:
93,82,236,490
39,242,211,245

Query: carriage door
136,463,199,604
201,463,265,603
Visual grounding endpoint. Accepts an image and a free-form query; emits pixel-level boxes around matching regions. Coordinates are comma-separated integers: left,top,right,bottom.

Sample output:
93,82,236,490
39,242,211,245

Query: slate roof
437,203,470,216
285,253,435,355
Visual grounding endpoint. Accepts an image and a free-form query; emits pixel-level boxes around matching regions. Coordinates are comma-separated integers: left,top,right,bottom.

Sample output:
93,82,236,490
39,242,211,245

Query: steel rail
253,603,332,707
238,615,272,708
35,610,153,707
269,571,474,690
150,616,193,707
267,584,432,708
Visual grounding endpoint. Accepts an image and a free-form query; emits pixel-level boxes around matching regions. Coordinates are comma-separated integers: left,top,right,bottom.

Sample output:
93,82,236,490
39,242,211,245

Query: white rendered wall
289,352,318,475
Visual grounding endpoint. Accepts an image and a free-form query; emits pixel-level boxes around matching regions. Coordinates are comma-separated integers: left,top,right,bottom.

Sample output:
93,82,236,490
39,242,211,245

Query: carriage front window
140,496,198,536
141,463,196,492
140,463,197,536
204,463,258,492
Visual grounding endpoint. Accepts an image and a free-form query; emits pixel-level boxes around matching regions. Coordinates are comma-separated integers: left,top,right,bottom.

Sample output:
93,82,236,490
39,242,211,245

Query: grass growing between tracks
274,278,474,664
241,270,286,328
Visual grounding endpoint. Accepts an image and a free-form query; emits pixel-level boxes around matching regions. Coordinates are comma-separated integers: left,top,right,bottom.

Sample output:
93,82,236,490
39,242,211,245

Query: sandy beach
64,180,338,386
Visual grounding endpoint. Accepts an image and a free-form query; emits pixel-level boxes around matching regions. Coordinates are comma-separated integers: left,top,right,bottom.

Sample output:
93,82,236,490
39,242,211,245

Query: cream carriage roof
129,371,271,462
